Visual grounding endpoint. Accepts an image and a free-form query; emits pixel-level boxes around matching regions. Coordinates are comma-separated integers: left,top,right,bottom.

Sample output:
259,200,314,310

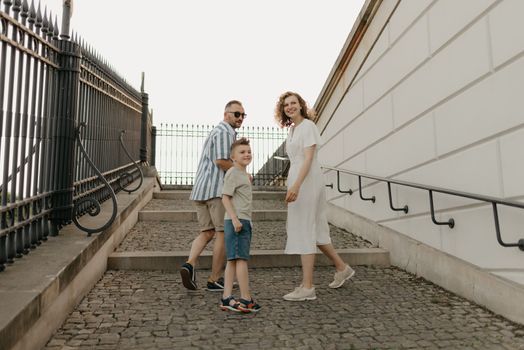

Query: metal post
49,38,81,230
60,0,72,40
140,92,149,163
151,126,157,166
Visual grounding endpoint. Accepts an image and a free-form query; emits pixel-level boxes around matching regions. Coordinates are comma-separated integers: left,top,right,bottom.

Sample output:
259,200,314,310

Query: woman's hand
285,184,300,203
232,218,243,232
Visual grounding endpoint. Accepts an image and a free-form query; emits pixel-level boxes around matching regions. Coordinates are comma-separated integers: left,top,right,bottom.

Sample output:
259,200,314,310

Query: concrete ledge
327,203,524,325
138,210,287,222
107,248,390,271
154,190,286,201
0,177,157,350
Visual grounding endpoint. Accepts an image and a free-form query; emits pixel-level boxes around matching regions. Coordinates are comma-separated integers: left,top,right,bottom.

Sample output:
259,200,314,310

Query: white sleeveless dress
285,119,331,254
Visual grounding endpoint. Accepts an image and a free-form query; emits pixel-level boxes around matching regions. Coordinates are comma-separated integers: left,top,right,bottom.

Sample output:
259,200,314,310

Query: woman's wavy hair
274,91,315,128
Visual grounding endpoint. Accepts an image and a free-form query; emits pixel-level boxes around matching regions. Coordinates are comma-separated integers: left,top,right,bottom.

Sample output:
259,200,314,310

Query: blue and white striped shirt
190,121,236,201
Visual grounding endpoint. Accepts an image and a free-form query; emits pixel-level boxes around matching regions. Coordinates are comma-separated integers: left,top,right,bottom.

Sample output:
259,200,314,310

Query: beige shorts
194,198,225,232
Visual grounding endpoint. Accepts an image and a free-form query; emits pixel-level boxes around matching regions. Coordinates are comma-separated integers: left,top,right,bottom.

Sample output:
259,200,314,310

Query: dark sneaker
216,277,238,289
220,296,241,312
238,298,261,313
180,262,197,290
206,278,224,291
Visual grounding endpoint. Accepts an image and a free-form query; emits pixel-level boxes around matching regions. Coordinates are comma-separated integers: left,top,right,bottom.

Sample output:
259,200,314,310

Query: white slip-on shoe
329,265,355,289
283,286,317,301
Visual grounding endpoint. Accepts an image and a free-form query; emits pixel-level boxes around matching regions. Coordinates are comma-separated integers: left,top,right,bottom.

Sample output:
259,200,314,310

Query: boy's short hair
231,137,250,153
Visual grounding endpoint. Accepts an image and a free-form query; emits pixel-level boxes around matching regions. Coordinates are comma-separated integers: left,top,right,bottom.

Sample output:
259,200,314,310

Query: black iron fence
155,123,288,186
0,0,152,272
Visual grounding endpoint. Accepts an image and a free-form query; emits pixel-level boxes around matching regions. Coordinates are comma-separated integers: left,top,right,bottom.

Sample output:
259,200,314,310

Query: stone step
154,190,286,201
116,221,374,253
143,198,287,211
107,248,390,270
138,210,287,222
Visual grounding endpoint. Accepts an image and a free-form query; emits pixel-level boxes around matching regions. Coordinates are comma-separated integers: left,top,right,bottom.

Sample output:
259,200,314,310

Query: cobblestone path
44,266,524,350
44,190,524,349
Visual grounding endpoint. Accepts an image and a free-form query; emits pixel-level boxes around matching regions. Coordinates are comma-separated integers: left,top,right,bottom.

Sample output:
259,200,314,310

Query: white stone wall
318,0,524,284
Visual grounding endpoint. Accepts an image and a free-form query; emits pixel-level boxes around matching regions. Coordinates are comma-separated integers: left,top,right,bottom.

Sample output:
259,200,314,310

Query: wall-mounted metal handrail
323,166,524,251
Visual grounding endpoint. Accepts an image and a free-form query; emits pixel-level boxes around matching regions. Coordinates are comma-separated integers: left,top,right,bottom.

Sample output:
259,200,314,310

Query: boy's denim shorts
224,219,252,261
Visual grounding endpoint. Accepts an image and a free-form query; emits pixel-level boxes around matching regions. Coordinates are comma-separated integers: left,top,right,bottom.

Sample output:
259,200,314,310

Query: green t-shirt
222,167,252,221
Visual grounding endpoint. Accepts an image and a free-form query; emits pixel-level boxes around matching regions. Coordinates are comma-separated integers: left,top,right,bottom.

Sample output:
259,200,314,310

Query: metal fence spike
29,0,35,22
42,7,48,32
3,1,12,15
46,12,53,39
47,12,54,33
22,0,28,15
36,2,42,26
53,16,58,38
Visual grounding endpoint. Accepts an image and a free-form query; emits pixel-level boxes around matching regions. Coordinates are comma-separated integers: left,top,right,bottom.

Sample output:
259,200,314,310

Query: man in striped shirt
180,100,246,291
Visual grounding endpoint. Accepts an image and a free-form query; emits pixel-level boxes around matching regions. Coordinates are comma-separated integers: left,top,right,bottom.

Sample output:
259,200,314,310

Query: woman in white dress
274,91,355,301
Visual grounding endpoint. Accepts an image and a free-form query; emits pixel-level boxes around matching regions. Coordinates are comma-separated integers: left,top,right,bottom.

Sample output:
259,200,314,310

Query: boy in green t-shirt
220,138,261,313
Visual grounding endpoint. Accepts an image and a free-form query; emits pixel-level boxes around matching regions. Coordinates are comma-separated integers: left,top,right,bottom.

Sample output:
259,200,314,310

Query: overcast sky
44,0,365,127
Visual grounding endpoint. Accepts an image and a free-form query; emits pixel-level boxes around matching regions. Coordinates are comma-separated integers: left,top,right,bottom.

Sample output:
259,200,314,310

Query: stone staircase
41,185,524,350
108,188,390,272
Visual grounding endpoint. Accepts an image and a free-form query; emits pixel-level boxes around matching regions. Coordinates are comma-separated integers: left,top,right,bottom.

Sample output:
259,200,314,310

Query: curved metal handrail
118,130,143,194
73,123,118,236
323,166,524,251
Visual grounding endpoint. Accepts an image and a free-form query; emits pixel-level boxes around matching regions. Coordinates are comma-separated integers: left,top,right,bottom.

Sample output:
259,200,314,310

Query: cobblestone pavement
143,199,287,211
45,266,524,350
116,221,374,252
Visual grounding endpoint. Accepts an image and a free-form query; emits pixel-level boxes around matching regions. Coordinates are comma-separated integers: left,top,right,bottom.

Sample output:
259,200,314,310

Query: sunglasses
228,111,247,119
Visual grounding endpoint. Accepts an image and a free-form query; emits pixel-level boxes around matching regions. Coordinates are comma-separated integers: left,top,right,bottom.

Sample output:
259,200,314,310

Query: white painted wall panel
366,113,435,176
388,0,434,44
398,141,502,197
319,135,344,167
434,55,524,156
342,94,394,160
358,23,390,79
383,214,444,250
363,16,429,108
321,81,364,142
428,0,496,54
393,19,491,128
500,128,524,197
489,0,524,68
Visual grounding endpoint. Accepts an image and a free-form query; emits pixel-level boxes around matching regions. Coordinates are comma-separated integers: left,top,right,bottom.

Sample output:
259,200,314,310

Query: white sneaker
283,286,317,301
329,265,355,289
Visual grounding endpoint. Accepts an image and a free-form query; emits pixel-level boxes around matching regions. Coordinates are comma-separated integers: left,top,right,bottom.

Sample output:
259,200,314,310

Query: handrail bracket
429,190,454,228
